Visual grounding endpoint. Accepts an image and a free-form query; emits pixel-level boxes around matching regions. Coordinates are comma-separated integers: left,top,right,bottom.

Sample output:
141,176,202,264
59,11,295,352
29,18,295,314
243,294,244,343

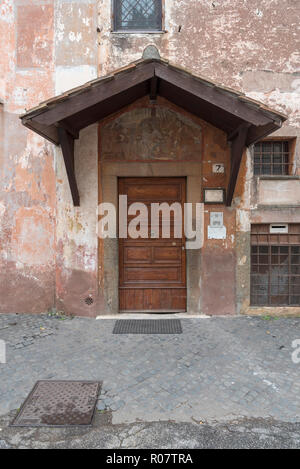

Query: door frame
99,161,202,315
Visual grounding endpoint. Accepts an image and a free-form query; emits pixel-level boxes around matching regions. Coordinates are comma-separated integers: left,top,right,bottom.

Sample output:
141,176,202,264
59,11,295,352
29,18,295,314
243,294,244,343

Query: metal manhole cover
11,380,101,427
113,319,182,334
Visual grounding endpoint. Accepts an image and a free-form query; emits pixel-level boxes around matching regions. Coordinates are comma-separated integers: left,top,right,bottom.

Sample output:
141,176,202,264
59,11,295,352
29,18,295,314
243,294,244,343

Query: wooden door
119,177,186,312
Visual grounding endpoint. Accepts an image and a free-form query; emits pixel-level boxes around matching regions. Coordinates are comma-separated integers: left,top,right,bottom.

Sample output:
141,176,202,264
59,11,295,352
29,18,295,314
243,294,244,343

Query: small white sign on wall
212,163,225,174
208,212,226,239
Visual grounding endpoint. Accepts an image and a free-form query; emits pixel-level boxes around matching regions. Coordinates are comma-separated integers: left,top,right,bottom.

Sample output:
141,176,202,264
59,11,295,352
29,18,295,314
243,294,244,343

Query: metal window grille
250,224,300,306
253,141,291,176
113,0,162,31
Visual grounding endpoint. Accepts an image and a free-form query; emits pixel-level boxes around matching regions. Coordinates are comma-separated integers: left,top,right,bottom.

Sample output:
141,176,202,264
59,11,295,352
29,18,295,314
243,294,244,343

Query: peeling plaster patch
244,149,253,207
55,2,97,66
0,0,14,23
1,250,7,261
232,41,261,53
0,202,6,218
6,69,54,114
211,11,240,30
11,87,27,107
292,79,300,93
82,17,91,26
236,209,250,232
283,52,300,73
16,4,54,68
55,65,96,95
258,179,300,206
235,148,252,230
238,255,247,266
247,90,300,127
19,132,47,169
69,31,82,42
12,207,54,267
242,70,300,93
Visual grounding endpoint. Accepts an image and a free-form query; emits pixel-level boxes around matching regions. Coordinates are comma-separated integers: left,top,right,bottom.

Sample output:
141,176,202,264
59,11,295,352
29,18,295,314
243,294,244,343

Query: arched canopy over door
20,49,286,207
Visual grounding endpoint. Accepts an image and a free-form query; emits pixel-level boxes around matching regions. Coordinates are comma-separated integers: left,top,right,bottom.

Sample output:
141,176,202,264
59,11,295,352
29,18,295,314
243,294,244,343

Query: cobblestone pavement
0,314,300,424
0,314,57,349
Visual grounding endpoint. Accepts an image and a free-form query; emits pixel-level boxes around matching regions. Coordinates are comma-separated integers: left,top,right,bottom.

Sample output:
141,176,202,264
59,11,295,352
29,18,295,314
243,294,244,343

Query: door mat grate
11,380,101,427
113,319,182,334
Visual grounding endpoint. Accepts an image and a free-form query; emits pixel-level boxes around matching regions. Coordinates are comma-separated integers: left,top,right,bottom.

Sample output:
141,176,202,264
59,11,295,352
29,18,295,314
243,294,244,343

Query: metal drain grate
113,319,182,334
11,380,100,427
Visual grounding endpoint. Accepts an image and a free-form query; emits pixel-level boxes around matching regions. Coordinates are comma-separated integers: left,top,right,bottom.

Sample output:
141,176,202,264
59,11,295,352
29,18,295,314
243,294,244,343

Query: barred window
113,0,162,31
250,224,300,306
253,140,291,176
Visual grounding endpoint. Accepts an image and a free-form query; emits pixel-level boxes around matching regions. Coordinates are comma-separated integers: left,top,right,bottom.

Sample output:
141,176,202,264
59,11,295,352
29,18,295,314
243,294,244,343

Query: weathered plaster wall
97,0,300,132
257,178,300,205
53,0,99,316
0,1,98,315
1,0,299,316
0,0,56,313
56,124,99,316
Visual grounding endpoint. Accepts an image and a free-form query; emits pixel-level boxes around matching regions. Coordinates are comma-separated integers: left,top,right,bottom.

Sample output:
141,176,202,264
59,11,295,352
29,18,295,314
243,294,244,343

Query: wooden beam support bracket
226,124,250,206
149,75,158,101
57,120,79,140
58,127,80,206
246,122,282,146
227,122,248,142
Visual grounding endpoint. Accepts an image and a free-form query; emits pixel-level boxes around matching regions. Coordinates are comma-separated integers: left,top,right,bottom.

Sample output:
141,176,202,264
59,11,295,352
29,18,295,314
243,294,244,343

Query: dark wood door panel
126,184,181,202
124,266,182,283
124,246,152,263
119,288,187,312
124,245,182,264
122,177,184,203
119,177,186,312
153,246,182,262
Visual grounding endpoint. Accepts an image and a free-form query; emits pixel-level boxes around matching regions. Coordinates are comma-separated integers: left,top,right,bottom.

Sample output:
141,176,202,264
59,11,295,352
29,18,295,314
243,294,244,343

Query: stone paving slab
0,314,300,424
